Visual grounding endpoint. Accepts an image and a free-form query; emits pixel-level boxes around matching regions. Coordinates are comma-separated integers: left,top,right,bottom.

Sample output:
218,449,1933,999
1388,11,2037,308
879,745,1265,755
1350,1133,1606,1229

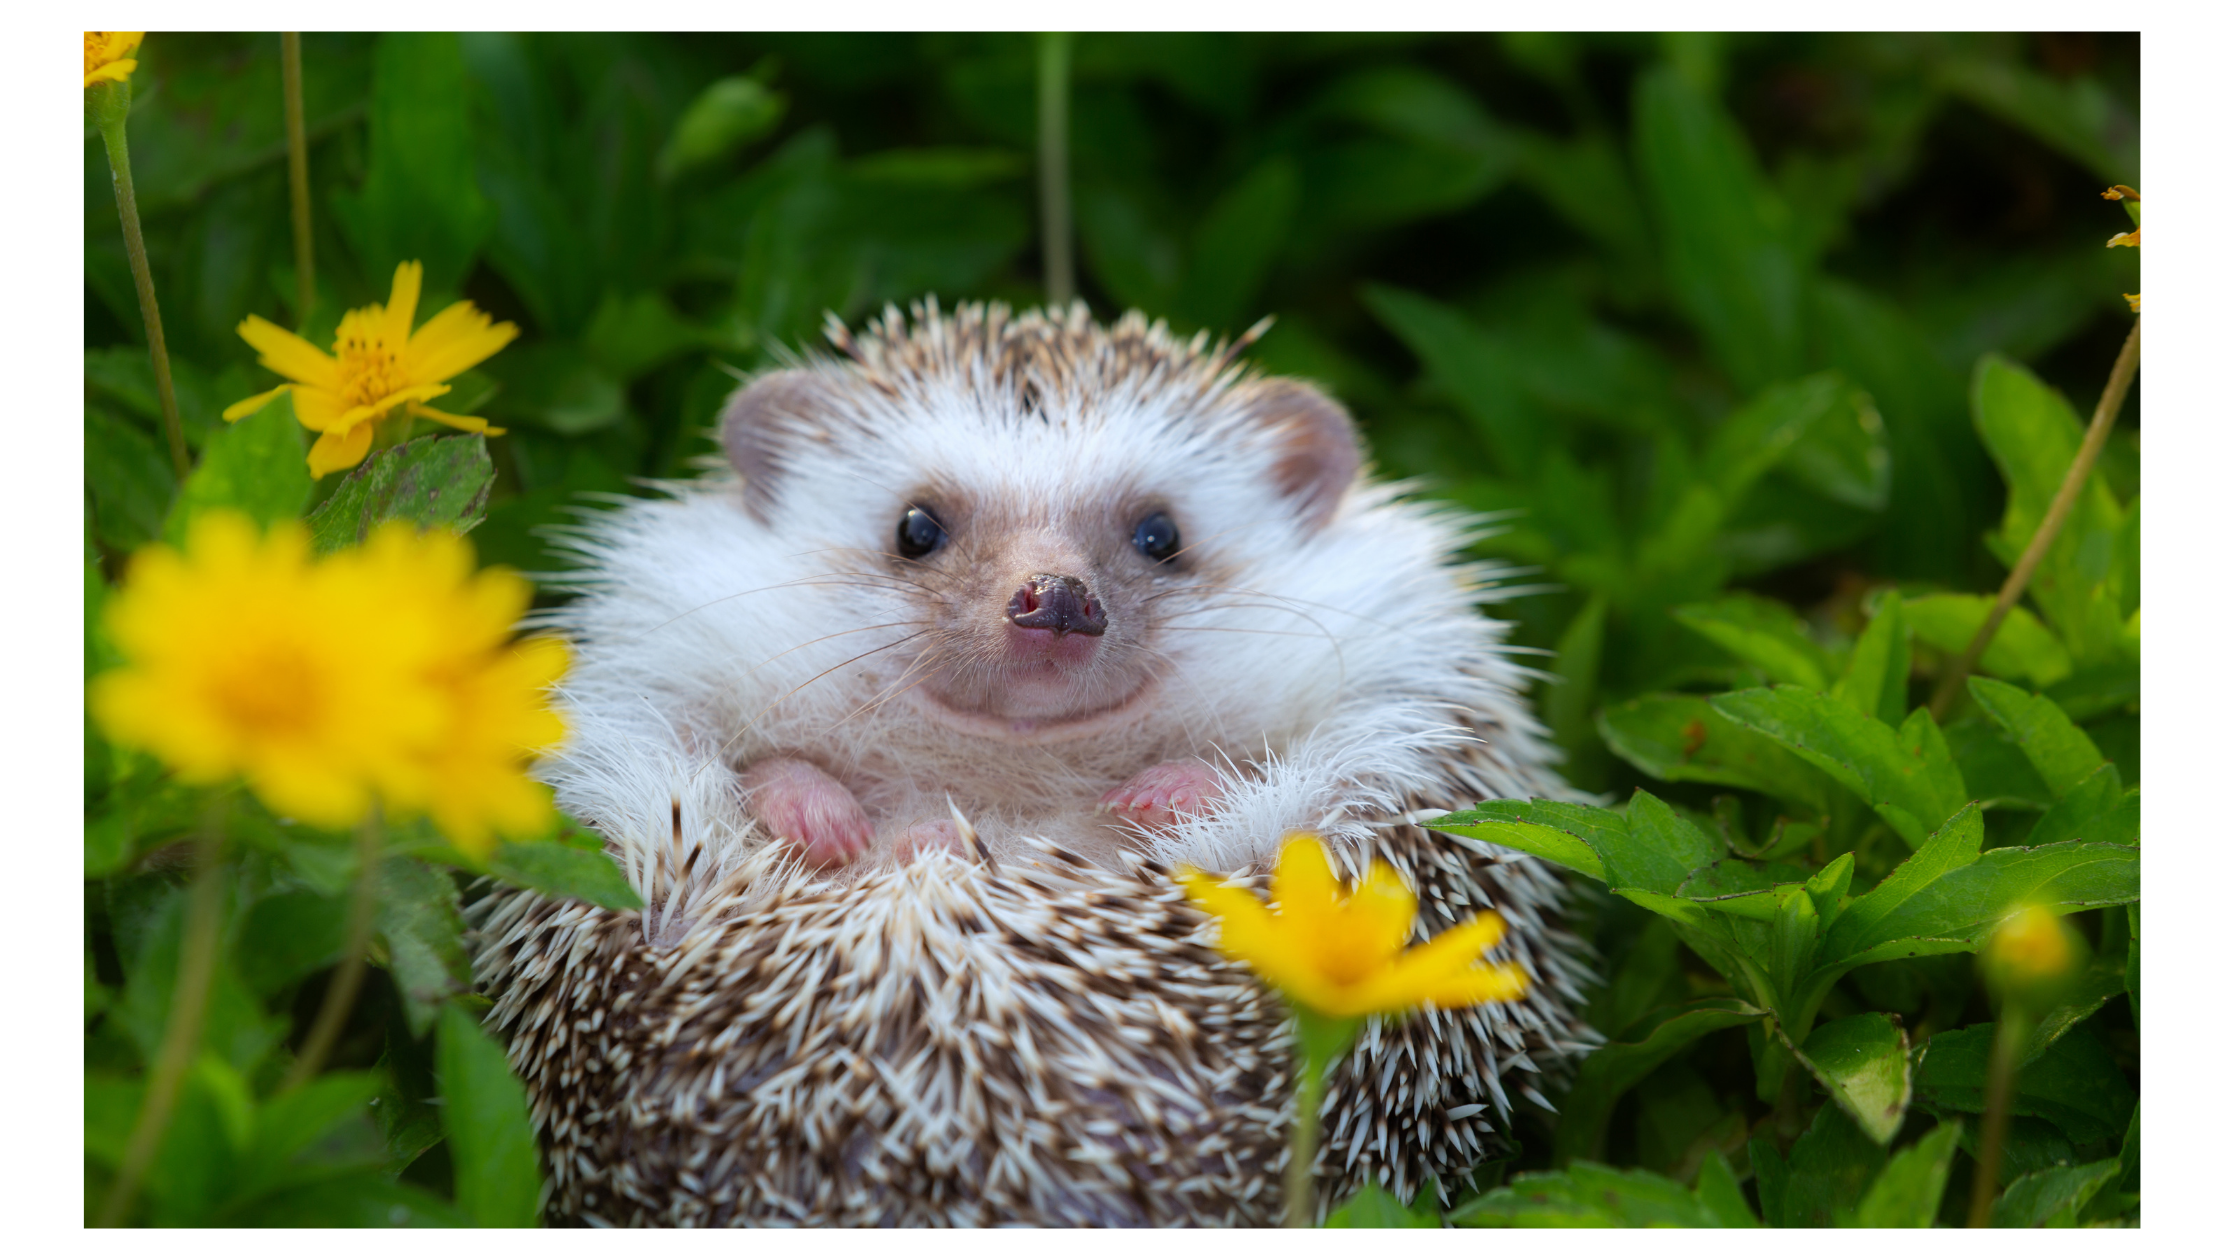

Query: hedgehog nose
1006,573,1108,637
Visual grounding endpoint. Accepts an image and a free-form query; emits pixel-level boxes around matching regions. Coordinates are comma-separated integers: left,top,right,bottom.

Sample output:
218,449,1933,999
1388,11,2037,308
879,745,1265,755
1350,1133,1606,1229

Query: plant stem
1966,1005,2031,1227
279,806,383,1094
97,819,228,1228
1284,1050,1329,1228
281,32,316,330
96,87,190,484
1036,32,1075,308
1930,318,2141,720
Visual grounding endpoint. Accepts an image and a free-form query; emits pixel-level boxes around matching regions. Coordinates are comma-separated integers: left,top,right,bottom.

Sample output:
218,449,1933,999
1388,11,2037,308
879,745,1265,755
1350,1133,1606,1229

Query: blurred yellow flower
224,261,518,478
2102,186,2139,311
1984,905,2081,987
85,32,143,88
90,512,569,856
1182,834,1529,1019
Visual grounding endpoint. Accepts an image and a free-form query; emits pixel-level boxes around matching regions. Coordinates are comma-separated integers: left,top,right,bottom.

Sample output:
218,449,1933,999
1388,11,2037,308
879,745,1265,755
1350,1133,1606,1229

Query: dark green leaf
1941,59,2137,183
2020,956,2129,1065
657,75,787,180
437,1004,543,1228
1361,285,1539,476
1991,1158,2122,1228
234,888,351,997
2025,764,2137,847
1942,718,2054,810
1789,1013,1910,1145
222,1172,467,1227
583,291,709,381
487,840,643,910
374,857,470,1037
1967,676,2107,799
1551,997,1763,1164
1692,1151,1759,1227
1905,594,2073,688
486,343,626,435
332,33,495,294
86,403,176,553
1712,686,1967,847
1613,790,1726,895
163,395,313,546
1539,594,1607,784
1915,1022,2135,1144
1598,693,1836,813
1849,1119,1962,1227
304,435,495,553
1775,1103,1887,1227
1453,1161,1729,1227
1177,157,1299,335
1671,593,1833,690
1832,591,1909,728
1748,1136,1789,1227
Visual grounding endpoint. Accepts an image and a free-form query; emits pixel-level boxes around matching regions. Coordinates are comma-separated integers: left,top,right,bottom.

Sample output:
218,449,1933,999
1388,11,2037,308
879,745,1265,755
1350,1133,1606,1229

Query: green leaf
583,291,709,382
1426,799,1619,883
1915,1022,2136,1144
1833,591,1909,727
1692,1151,1759,1227
1452,1162,1731,1227
1941,718,2054,810
1905,594,2073,688
1775,1102,1887,1227
2025,764,2137,847
1671,593,1833,690
1598,693,1836,813
1789,1013,1911,1145
1361,284,1539,476
1614,790,1726,894
1748,1136,1789,1226
486,840,644,910
1992,1158,2123,1228
1177,156,1300,334
332,33,495,294
375,857,470,1037
86,403,177,554
304,435,495,553
657,74,787,180
1550,997,1764,1164
2020,956,2129,1066
485,343,626,435
1539,594,1607,783
1323,1181,1438,1227
1941,59,2137,184
1967,676,2107,799
1699,373,1865,509
234,888,350,997
163,395,313,546
437,1004,543,1228
223,1172,467,1227
1712,686,1967,848
1849,1119,1963,1227
1633,67,1803,393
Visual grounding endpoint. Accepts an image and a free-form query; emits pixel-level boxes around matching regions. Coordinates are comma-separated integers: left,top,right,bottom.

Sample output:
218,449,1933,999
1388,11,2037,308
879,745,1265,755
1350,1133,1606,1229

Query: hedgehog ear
1248,380,1362,531
720,371,823,524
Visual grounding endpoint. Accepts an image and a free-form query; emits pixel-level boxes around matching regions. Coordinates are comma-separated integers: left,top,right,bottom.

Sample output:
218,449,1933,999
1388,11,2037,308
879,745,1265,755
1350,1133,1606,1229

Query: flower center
85,33,113,77
214,645,323,740
333,314,406,410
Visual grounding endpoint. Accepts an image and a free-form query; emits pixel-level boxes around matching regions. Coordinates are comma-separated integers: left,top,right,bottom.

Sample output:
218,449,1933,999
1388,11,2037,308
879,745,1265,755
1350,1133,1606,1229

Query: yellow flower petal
335,383,450,431
289,386,350,434
383,261,424,349
85,59,136,87
237,314,341,390
307,424,375,477
222,383,293,423
406,301,520,383
408,402,501,435
2106,229,2139,248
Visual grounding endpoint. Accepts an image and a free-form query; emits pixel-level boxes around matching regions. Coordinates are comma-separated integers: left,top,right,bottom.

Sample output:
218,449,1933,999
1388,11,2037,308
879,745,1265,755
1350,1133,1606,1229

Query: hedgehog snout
1005,573,1107,637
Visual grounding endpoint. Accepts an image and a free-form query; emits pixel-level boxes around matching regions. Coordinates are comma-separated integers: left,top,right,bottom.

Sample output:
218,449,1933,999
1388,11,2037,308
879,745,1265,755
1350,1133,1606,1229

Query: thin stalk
1284,1052,1329,1228
1966,1006,2031,1227
279,806,383,1093
95,86,190,483
1930,318,2142,720
97,818,228,1228
281,33,316,329
1036,32,1075,308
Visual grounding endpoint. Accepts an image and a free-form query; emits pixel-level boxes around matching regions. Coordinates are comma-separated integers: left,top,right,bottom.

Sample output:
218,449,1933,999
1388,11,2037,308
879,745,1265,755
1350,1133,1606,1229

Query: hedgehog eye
1132,511,1181,563
896,506,948,559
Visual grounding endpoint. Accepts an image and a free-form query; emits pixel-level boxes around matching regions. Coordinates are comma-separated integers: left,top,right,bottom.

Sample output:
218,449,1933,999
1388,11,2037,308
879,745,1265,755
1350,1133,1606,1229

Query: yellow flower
224,261,518,478
1984,905,2081,986
2102,186,2140,311
89,512,570,856
85,32,143,88
1182,834,1530,1019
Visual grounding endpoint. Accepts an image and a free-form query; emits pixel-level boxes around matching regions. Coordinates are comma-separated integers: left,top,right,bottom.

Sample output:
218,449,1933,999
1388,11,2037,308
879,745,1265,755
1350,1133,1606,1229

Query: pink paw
742,757,870,870
1097,761,1225,832
894,819,970,863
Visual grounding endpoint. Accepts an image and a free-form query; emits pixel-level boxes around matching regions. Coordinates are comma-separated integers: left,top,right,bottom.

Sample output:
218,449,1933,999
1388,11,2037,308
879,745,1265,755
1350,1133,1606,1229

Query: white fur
535,308,1562,919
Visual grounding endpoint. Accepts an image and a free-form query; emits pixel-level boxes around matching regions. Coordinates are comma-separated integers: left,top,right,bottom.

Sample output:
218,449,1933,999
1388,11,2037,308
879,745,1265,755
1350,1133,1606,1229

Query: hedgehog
469,300,1601,1226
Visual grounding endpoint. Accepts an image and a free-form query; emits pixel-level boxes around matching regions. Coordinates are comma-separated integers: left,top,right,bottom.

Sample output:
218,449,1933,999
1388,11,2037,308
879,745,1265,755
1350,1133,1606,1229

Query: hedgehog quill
472,300,1598,1226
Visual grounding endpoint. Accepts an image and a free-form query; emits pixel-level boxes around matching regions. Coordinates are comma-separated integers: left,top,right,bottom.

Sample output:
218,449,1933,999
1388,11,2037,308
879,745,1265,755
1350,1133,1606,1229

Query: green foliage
87,30,2138,1228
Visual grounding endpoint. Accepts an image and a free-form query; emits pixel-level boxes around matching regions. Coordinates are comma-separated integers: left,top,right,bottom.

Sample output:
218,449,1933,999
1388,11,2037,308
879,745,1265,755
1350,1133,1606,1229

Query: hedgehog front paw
1097,761,1224,832
894,818,971,862
742,757,870,869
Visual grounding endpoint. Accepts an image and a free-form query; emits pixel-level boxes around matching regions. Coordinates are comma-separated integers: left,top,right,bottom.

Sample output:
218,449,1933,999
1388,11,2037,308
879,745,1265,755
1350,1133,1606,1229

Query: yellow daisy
85,32,143,88
224,261,519,477
1182,834,1530,1019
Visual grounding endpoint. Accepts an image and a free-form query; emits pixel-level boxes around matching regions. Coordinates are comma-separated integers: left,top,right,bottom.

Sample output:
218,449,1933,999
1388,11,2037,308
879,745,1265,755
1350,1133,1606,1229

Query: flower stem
97,815,228,1228
1966,1005,2031,1227
1930,317,2141,720
93,83,190,485
281,32,316,330
1036,32,1075,308
278,805,383,1094
1284,1051,1329,1228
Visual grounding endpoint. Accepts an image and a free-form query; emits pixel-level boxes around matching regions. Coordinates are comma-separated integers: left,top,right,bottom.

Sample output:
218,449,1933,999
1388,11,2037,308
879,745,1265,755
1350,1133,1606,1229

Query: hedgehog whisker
626,572,939,643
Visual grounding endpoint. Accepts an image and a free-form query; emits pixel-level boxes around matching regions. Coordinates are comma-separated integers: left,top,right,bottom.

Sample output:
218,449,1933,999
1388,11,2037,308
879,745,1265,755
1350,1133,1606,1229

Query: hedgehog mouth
905,674,1164,745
